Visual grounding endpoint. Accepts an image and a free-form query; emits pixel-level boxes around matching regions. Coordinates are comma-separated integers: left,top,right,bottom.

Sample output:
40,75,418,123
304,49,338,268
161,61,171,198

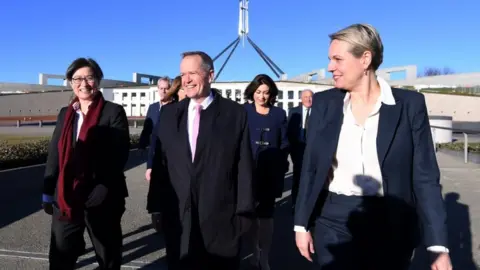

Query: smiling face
70,66,98,101
253,84,270,106
327,39,370,91
180,55,214,101
301,90,313,108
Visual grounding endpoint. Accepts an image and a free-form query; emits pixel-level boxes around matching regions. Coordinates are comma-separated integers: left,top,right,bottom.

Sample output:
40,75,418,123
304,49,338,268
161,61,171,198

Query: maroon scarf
57,91,105,222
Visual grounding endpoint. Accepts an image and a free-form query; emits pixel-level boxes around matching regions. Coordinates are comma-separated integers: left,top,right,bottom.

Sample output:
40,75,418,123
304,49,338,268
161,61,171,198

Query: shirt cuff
426,246,449,253
42,194,54,203
294,225,308,232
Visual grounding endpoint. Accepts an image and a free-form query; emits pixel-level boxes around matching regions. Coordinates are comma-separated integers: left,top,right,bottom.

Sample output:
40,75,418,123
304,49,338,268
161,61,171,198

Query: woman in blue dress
243,74,289,270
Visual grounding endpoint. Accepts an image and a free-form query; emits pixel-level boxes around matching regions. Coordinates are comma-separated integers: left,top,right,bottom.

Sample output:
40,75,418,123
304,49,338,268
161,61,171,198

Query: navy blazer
294,88,448,248
139,102,161,149
287,105,306,146
244,103,289,198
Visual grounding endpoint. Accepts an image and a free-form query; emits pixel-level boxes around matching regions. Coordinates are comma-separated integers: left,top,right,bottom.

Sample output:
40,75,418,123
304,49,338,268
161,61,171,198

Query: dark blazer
294,88,448,248
147,91,255,258
244,103,289,198
287,105,306,146
43,101,131,201
139,102,161,149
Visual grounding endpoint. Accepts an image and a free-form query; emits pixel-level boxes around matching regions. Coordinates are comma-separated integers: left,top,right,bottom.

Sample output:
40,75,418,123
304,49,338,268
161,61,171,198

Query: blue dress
244,103,289,217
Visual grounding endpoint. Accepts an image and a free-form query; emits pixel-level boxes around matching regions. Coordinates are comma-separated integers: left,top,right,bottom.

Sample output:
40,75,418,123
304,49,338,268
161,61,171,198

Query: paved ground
0,151,479,269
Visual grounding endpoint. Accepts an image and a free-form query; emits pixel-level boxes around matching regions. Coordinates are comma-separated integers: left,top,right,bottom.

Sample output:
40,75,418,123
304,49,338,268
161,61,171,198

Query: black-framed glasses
72,75,95,84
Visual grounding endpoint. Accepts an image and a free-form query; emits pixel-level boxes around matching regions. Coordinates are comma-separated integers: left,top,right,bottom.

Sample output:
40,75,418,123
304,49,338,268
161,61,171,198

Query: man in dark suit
147,51,255,270
287,89,312,211
138,76,170,232
138,76,171,152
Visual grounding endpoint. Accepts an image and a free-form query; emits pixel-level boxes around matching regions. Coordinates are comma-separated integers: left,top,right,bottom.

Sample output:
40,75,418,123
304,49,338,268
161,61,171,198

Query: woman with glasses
42,57,130,270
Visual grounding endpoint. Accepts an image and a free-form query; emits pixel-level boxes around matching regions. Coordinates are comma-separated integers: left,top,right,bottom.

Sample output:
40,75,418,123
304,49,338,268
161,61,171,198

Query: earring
364,70,368,76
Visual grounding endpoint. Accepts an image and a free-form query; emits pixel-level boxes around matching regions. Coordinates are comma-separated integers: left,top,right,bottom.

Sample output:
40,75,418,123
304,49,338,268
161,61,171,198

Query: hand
145,169,152,181
296,231,315,262
85,184,108,208
431,252,452,270
42,202,53,215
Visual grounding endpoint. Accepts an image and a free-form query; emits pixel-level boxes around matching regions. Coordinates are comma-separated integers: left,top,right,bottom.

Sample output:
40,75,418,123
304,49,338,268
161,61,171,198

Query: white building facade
101,81,333,117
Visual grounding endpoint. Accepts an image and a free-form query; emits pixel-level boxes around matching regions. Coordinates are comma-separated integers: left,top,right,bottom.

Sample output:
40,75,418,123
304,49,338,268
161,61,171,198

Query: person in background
243,74,289,270
294,23,452,270
287,89,313,212
145,75,183,182
138,76,170,232
147,51,256,269
42,57,130,270
138,76,171,150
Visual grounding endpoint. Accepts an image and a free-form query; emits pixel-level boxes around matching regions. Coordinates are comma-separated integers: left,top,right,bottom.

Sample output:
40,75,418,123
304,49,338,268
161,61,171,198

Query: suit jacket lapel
377,101,402,166
193,94,220,163
324,92,345,158
175,101,193,167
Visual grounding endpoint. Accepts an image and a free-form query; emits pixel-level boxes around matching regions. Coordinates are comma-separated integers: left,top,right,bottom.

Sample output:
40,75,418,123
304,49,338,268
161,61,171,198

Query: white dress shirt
294,77,448,253
187,91,214,150
302,105,310,129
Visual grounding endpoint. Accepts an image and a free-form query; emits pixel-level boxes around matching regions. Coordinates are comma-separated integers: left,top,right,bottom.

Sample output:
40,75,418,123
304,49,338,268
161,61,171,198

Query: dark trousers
290,143,305,208
48,200,125,270
164,208,240,270
313,192,413,270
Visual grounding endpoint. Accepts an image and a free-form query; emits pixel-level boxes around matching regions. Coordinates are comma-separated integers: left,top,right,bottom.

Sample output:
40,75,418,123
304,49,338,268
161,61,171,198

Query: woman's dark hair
65,58,104,82
243,74,279,105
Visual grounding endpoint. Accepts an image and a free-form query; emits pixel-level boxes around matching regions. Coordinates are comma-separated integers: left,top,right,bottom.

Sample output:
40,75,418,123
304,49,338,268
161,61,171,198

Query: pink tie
191,104,202,161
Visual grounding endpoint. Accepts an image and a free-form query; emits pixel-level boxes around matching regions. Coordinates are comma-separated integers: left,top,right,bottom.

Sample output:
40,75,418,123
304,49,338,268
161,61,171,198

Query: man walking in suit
147,51,256,269
287,89,312,211
138,76,170,151
138,76,171,232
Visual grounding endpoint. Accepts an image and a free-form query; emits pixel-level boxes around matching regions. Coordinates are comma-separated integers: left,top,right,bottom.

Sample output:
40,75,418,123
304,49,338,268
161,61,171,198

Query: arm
43,108,66,201
139,105,154,149
280,109,290,172
410,94,449,251
293,96,321,231
147,111,169,213
146,113,161,169
100,106,130,188
235,112,256,216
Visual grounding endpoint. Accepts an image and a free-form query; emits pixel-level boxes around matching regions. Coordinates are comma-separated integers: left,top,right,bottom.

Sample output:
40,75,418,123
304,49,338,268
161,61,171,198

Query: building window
235,89,241,102
277,102,283,109
288,102,294,109
278,90,283,100
140,92,146,97
288,91,294,99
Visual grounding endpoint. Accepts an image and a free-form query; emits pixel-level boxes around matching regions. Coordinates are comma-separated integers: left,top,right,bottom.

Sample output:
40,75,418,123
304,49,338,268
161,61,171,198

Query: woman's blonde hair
329,23,384,71
162,76,182,102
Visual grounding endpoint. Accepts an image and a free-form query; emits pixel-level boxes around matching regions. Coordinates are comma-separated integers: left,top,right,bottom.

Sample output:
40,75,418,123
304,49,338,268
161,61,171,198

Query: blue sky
1,0,479,84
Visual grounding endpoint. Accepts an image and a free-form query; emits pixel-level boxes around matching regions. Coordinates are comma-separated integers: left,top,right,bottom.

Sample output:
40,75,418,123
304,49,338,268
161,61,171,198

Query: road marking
0,249,152,265
0,254,144,269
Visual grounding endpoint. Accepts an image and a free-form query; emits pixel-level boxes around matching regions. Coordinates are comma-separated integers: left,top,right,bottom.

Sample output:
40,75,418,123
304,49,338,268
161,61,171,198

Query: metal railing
431,125,480,163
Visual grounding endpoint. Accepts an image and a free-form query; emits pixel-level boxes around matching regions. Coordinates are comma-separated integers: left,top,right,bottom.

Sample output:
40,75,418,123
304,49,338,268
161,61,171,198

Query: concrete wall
0,91,72,116
424,93,480,130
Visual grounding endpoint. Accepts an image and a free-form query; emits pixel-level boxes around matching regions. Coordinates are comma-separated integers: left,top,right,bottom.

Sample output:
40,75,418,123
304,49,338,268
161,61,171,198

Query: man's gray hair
157,76,171,86
181,51,214,72
301,89,313,97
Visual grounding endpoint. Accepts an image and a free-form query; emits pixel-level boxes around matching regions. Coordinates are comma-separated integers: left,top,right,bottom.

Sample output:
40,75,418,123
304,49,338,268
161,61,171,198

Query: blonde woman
294,24,452,270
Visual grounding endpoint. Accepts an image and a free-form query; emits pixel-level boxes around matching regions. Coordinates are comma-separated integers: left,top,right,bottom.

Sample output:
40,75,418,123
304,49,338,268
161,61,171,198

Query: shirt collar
343,76,396,113
188,90,214,111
